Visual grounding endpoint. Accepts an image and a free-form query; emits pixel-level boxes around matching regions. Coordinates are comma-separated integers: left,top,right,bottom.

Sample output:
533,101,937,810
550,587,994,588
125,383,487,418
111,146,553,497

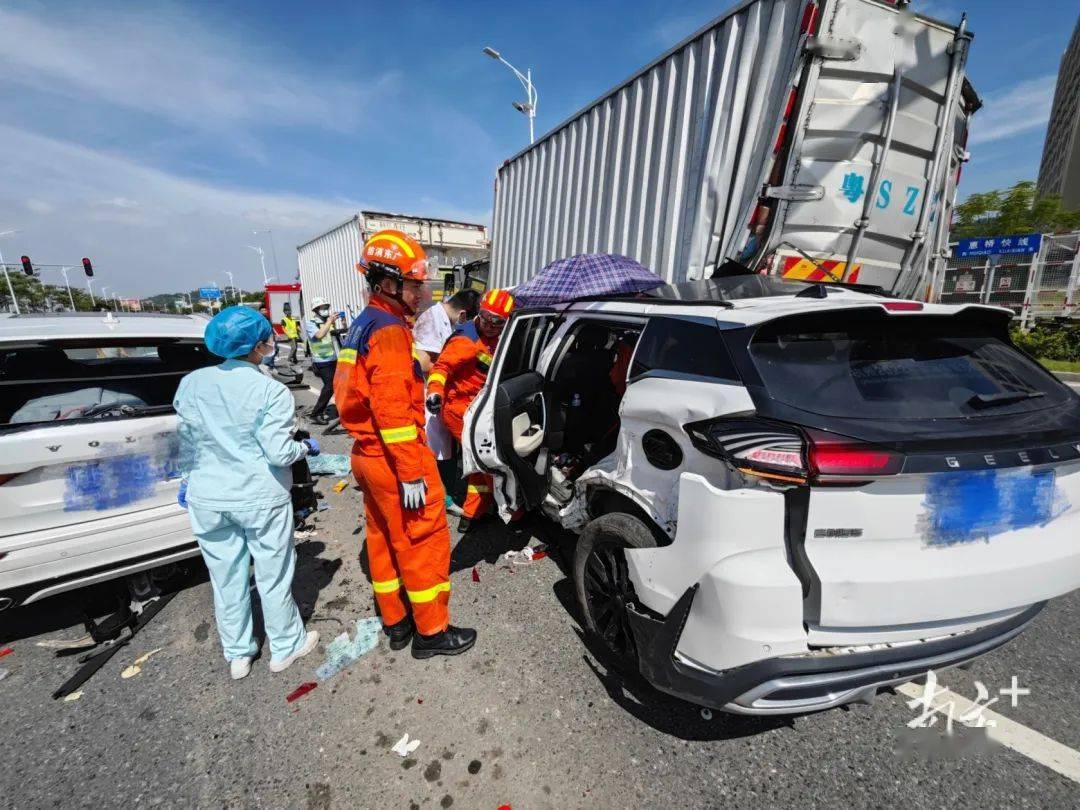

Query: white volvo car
464,274,1080,715
0,312,217,610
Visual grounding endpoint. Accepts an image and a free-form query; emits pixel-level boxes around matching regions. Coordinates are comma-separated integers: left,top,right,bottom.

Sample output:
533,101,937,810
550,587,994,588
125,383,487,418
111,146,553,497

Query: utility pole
0,229,22,315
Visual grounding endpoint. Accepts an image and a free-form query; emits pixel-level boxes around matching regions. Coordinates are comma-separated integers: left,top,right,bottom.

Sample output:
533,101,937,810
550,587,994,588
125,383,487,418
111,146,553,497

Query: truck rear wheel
573,512,657,668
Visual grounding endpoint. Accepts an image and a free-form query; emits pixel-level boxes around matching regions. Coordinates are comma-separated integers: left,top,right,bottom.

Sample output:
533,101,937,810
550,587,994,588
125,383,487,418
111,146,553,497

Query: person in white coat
175,306,321,680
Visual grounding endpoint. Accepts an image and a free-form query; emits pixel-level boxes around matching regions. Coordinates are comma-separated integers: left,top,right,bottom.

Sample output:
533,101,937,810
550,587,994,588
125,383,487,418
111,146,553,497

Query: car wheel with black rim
573,512,657,669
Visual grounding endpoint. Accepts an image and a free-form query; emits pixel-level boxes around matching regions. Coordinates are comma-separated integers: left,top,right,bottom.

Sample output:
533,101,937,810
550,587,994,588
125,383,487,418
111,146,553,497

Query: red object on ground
531,551,548,560
0,647,12,658
286,682,318,703
498,805,512,810
471,567,480,583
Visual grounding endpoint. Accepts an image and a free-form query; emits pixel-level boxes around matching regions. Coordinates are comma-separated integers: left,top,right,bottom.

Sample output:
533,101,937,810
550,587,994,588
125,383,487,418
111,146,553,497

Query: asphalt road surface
3,381,1079,808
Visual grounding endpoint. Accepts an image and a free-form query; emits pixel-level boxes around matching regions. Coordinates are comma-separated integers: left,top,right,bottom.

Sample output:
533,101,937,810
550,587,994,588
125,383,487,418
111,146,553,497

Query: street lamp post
225,270,236,303
483,46,538,144
252,230,280,281
86,277,97,307
246,245,270,286
0,229,22,315
45,266,77,311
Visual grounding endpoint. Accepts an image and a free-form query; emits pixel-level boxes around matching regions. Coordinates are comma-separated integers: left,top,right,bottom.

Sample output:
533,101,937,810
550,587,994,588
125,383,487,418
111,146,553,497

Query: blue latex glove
336,312,346,322
303,437,321,456
177,480,188,509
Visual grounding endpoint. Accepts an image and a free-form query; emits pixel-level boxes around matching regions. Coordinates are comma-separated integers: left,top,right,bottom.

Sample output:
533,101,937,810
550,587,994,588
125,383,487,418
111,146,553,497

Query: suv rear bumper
627,585,1044,715
0,507,198,609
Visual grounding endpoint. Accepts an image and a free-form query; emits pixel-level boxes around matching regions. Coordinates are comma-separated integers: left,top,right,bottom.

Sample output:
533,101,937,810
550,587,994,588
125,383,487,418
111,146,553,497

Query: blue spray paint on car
919,468,1069,547
63,435,180,512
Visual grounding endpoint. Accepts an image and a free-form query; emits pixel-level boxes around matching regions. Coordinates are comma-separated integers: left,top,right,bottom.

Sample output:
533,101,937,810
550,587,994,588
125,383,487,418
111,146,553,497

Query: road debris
120,648,164,679
0,668,9,682
286,682,318,703
391,733,421,757
52,589,177,701
332,479,350,493
700,708,713,721
0,647,13,658
36,636,94,650
305,453,353,476
471,568,480,583
315,617,381,681
62,690,83,702
503,544,549,565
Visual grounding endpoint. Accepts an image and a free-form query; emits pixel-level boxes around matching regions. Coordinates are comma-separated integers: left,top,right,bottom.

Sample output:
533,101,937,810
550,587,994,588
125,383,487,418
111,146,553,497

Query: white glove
400,478,428,511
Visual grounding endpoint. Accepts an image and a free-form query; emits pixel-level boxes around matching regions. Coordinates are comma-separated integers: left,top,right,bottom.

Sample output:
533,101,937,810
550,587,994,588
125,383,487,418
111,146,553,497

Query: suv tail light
685,418,904,485
685,417,808,483
806,429,903,482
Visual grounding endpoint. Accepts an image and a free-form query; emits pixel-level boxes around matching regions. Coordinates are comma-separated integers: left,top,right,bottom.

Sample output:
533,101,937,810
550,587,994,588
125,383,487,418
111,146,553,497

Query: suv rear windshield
749,310,1072,420
0,340,217,427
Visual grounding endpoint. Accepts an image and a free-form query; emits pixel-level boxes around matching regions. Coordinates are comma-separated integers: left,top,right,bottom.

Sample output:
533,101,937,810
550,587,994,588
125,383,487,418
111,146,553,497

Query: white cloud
0,125,363,294
968,74,1057,146
0,4,399,136
0,125,490,296
25,199,54,215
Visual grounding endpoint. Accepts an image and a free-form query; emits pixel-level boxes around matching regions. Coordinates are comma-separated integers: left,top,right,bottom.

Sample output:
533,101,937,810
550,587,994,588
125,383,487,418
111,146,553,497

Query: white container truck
296,211,490,319
489,0,980,298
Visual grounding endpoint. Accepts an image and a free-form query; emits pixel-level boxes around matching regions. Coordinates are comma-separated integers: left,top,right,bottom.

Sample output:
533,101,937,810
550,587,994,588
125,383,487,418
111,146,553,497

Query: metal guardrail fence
934,231,1080,329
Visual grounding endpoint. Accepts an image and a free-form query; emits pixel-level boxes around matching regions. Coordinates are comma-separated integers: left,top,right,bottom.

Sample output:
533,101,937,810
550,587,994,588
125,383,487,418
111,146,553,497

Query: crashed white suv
464,274,1080,715
0,311,216,610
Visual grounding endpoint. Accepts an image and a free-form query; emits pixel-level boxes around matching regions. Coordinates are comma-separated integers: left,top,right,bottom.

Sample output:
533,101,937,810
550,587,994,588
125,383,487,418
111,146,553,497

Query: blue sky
0,0,1076,295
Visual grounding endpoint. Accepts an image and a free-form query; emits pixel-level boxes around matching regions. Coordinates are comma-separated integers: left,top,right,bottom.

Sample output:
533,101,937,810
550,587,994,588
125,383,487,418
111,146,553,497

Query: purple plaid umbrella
511,254,664,308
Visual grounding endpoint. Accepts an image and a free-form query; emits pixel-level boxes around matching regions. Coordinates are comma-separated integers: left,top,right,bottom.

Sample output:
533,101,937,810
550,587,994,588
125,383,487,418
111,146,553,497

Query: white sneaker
230,656,253,680
268,630,320,673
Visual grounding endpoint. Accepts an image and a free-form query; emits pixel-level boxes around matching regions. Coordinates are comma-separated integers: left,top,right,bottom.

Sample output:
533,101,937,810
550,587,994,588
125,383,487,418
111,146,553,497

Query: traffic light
20,255,33,276
82,257,94,277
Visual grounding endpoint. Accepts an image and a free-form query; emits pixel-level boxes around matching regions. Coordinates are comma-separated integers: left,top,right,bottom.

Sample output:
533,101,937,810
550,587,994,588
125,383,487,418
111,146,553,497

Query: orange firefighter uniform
427,289,515,519
333,232,452,636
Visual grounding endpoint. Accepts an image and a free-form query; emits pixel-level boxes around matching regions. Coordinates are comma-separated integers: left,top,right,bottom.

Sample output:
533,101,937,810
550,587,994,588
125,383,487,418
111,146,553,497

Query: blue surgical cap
204,305,273,359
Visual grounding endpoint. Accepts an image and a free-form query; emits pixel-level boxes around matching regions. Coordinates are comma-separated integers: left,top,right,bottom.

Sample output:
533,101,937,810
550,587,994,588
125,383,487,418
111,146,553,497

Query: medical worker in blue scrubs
175,306,320,680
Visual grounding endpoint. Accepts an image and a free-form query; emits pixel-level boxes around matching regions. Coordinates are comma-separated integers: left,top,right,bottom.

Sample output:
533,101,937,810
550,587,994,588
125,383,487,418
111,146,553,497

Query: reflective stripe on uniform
466,484,491,494
372,577,402,594
372,232,416,258
380,424,418,444
338,348,357,364
428,372,446,386
477,352,492,366
406,581,450,603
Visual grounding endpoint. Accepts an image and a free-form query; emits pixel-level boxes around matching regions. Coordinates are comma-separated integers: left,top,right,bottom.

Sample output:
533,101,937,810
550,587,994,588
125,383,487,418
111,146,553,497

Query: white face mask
258,340,276,359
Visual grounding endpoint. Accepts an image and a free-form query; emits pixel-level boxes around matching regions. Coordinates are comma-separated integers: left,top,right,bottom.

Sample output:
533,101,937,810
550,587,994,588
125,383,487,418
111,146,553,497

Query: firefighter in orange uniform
425,288,515,531
334,229,476,659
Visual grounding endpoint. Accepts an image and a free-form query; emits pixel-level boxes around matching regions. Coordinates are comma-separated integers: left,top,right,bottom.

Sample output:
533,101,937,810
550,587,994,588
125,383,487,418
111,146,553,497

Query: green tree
952,181,1080,239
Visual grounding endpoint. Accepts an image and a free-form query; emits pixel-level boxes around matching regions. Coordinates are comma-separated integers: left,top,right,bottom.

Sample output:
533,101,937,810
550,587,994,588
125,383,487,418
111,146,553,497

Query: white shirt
413,302,453,354
413,303,456,460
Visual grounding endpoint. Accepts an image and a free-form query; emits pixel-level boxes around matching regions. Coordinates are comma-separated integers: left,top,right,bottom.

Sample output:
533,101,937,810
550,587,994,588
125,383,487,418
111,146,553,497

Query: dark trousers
285,338,298,363
311,361,337,417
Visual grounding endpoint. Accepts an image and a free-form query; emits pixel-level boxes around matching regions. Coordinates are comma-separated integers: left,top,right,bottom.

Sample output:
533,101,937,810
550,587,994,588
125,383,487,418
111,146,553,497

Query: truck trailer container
296,211,490,318
489,0,979,298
